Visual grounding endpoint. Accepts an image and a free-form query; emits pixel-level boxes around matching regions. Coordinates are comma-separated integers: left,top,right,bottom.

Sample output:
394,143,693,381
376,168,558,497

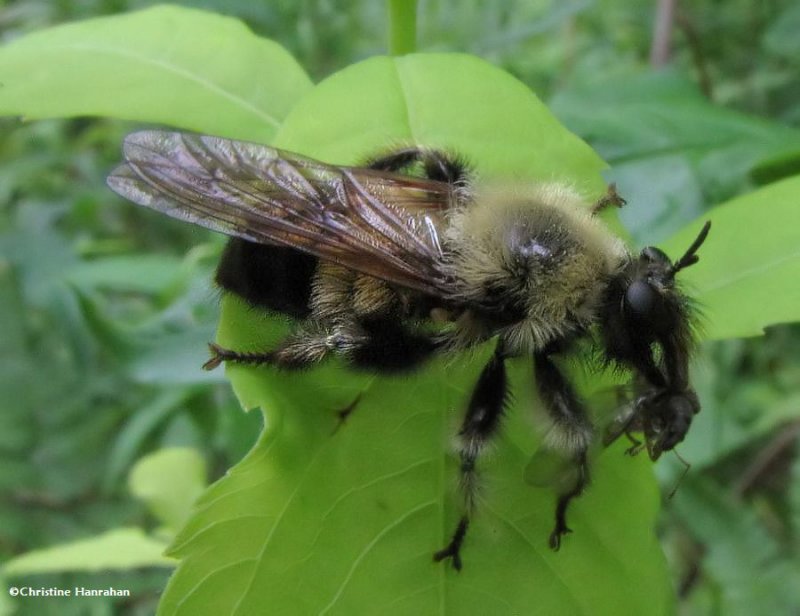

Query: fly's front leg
434,342,508,570
533,351,594,550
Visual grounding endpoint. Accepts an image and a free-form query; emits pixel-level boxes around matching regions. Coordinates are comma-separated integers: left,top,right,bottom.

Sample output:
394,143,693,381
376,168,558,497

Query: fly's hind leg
533,351,594,550
205,316,441,373
203,324,345,371
434,342,509,570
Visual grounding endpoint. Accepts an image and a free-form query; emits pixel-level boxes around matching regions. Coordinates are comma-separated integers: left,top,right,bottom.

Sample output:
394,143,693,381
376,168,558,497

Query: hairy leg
533,351,593,550
205,317,440,373
202,325,339,371
366,147,470,186
434,343,508,570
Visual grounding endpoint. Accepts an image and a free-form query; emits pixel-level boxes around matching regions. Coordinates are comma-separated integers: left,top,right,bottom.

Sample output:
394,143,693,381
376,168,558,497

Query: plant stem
649,0,676,65
387,0,417,56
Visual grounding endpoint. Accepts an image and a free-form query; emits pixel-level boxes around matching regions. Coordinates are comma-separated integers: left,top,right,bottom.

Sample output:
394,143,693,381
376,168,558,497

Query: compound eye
667,393,698,419
624,280,657,318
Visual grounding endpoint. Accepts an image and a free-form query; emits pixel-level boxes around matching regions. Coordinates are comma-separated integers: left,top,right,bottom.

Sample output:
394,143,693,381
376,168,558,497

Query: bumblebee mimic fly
108,131,711,570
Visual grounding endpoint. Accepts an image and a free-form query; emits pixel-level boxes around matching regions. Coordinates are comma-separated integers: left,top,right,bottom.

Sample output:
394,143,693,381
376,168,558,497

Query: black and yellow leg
435,343,508,570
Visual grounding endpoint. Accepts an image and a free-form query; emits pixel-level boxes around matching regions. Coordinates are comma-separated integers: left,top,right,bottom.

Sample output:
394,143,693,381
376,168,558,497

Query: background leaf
0,5,313,142
128,447,207,534
664,176,800,340
2,528,174,575
552,70,800,244
3,2,798,614
158,54,672,616
669,478,800,615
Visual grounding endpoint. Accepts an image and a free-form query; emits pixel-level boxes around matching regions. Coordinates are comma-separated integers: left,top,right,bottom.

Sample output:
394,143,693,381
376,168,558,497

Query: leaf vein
28,43,281,128
317,500,437,615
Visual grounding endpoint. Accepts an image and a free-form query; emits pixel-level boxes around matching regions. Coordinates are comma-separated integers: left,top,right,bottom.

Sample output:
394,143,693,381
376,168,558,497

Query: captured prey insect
108,131,711,570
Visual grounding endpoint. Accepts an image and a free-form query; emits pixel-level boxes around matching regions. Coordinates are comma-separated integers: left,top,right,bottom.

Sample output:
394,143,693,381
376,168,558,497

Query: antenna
670,220,712,277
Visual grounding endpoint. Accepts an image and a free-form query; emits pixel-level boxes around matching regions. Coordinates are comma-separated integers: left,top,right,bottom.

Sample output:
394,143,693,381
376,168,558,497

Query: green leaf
551,70,800,242
65,254,184,295
764,4,800,60
672,478,800,615
791,452,800,542
0,5,312,142
663,176,800,340
158,54,672,615
127,327,224,386
750,148,800,185
104,391,192,492
2,528,174,575
129,448,207,534
551,70,798,168
274,54,606,182
387,0,418,55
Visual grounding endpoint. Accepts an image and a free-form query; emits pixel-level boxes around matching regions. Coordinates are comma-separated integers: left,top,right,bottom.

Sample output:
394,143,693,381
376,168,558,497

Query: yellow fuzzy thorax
443,182,629,353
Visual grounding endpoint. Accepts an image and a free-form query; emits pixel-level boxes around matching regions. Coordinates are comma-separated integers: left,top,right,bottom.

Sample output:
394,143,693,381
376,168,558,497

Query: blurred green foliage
0,0,798,614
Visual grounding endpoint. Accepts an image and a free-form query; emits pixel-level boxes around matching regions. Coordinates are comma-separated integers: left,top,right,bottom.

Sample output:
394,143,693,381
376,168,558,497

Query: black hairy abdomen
215,239,317,319
350,317,438,373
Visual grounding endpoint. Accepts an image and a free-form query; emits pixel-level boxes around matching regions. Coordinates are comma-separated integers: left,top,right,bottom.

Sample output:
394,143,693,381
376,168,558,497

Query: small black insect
108,131,711,570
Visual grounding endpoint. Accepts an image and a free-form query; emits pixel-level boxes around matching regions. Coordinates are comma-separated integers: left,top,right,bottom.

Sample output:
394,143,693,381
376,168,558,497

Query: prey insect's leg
533,351,593,550
623,431,645,456
590,183,626,216
434,342,508,571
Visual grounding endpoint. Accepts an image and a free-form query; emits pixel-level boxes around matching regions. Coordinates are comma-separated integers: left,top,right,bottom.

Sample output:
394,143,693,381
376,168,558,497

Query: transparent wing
107,131,454,296
597,385,642,448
